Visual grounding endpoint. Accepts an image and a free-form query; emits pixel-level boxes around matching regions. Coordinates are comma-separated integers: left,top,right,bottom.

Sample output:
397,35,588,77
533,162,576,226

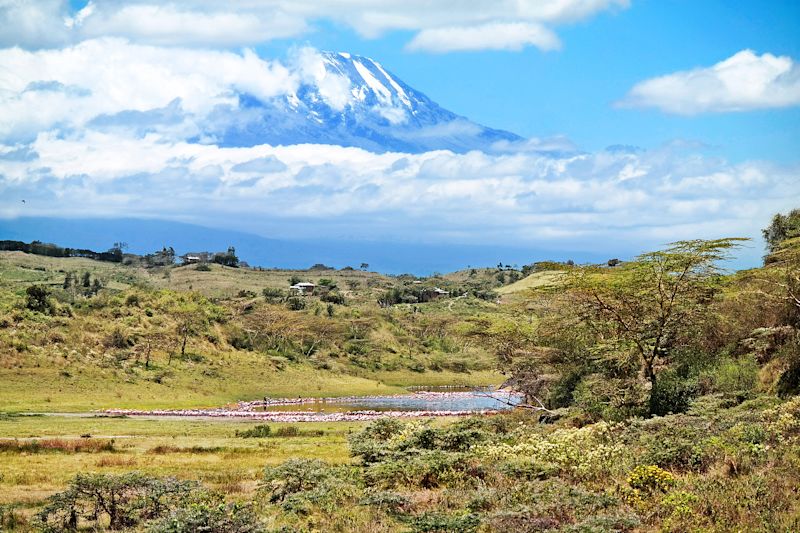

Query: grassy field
0,363,502,413
495,270,563,296
0,251,394,299
0,414,362,515
0,251,505,413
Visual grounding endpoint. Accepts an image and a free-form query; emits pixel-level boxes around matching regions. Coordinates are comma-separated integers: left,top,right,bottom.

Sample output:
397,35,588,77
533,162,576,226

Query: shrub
274,425,300,437
476,422,625,481
25,284,52,313
635,417,711,471
649,369,698,416
262,287,285,303
627,465,676,493
235,425,272,438
148,497,264,533
321,291,345,305
105,328,132,349
359,489,410,514
764,395,800,444
709,356,759,397
0,504,27,531
261,459,335,502
36,473,198,531
285,297,306,311
407,512,480,533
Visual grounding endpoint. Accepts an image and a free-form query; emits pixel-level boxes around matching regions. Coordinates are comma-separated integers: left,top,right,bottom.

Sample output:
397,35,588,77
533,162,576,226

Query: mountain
208,51,522,153
0,218,609,275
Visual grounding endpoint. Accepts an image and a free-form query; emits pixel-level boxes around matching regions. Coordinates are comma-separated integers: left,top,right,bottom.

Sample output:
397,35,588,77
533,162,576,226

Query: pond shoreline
103,390,522,423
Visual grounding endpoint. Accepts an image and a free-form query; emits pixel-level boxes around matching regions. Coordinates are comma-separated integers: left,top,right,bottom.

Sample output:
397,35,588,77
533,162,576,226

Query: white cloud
407,22,561,53
292,47,352,111
75,4,307,46
0,0,629,52
0,39,298,141
621,50,800,114
0,0,69,48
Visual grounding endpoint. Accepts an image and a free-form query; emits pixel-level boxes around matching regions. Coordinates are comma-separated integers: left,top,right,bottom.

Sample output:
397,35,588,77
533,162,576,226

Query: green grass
0,362,418,412
0,414,361,507
495,270,563,296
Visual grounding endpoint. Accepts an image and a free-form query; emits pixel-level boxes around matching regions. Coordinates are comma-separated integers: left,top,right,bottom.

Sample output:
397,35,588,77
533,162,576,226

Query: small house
289,282,316,295
431,287,449,299
181,252,211,264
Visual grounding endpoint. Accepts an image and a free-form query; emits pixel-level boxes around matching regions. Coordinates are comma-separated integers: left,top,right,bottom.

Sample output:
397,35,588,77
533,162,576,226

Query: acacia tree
171,299,212,363
763,208,800,256
565,238,744,413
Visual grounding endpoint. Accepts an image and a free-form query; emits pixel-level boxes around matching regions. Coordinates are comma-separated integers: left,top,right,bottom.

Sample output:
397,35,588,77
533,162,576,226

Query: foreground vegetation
1,209,799,531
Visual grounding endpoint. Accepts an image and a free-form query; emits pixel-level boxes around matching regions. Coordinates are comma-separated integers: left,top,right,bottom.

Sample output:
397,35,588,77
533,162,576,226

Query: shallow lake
251,387,522,414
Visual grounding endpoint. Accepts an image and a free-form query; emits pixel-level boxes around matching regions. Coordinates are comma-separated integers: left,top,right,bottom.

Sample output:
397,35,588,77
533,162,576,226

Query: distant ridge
0,218,607,275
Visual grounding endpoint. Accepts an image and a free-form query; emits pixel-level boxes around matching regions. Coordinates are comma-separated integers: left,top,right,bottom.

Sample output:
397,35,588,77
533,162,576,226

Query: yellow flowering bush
764,395,800,443
626,465,676,493
474,422,625,479
621,465,676,508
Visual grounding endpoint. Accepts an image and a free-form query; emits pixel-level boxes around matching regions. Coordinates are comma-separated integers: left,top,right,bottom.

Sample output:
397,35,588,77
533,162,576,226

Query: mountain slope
211,51,522,153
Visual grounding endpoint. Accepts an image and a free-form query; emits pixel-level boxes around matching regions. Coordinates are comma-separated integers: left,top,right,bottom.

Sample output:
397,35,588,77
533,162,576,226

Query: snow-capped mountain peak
216,50,521,153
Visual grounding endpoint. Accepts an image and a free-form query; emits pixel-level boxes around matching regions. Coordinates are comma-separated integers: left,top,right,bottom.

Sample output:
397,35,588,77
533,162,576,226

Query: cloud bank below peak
1,130,798,255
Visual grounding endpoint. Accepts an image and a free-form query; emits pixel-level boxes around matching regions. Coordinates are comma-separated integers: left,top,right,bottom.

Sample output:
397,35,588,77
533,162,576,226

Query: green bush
285,297,306,311
262,287,285,303
235,425,271,438
649,369,698,416
148,497,263,533
407,512,480,533
36,473,198,531
709,356,759,396
261,459,336,502
25,284,53,314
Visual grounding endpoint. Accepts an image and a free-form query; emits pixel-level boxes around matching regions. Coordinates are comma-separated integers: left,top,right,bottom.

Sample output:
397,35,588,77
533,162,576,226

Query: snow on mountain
211,51,521,153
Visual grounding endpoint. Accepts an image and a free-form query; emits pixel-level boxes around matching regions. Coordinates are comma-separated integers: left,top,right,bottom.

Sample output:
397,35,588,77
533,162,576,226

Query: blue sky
249,0,800,163
1,0,799,268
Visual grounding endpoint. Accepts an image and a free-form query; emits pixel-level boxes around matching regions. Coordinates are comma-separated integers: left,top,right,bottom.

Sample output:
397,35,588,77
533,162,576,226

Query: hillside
0,251,509,411
1,232,800,532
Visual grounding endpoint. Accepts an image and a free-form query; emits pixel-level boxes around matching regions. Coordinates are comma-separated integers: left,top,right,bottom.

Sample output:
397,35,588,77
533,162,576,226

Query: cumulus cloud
0,0,69,48
1,0,628,52
0,39,300,142
407,22,561,53
620,50,800,114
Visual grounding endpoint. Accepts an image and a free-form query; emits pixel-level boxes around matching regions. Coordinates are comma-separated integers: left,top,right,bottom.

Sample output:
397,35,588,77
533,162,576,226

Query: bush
650,369,698,416
274,425,300,437
407,512,480,533
235,425,271,438
25,284,52,313
285,297,306,311
36,473,198,531
0,504,27,531
627,465,676,493
321,291,345,305
710,356,759,396
261,459,335,502
148,497,264,533
262,287,285,303
639,424,710,472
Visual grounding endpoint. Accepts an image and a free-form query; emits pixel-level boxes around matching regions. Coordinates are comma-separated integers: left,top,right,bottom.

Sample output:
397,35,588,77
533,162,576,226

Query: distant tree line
0,240,124,263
